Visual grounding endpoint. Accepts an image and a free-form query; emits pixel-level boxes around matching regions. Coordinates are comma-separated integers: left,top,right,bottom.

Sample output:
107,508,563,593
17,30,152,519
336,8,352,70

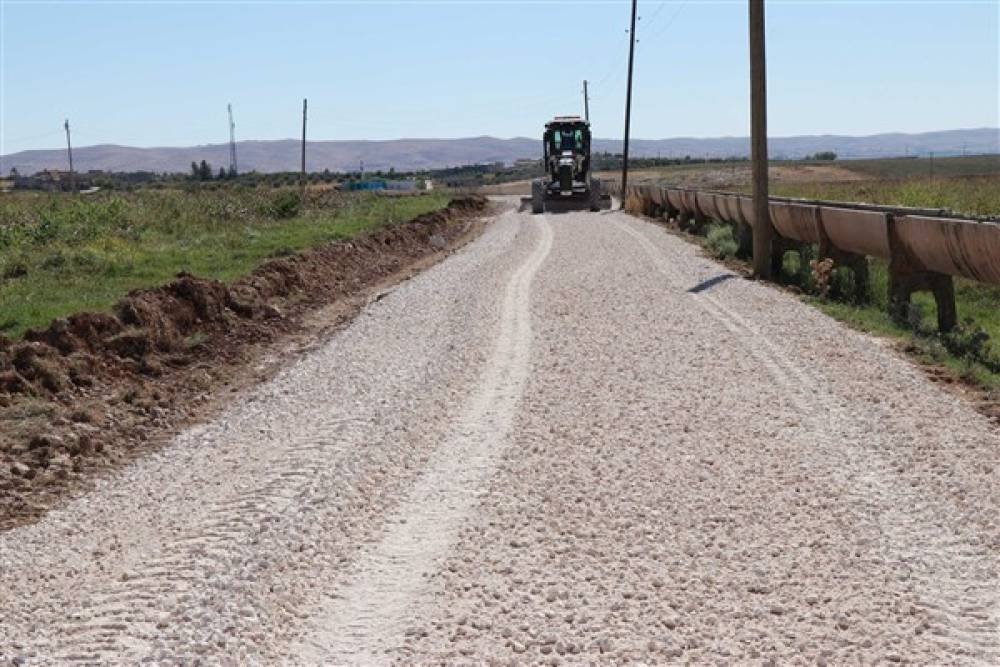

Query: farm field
606,154,1000,202
0,188,450,338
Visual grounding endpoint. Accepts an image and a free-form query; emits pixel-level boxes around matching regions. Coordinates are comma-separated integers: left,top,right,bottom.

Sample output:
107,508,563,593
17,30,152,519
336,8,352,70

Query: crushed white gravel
1,199,997,665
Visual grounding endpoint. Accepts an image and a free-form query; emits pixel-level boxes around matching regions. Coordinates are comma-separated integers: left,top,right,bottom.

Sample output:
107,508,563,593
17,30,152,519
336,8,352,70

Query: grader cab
527,116,611,214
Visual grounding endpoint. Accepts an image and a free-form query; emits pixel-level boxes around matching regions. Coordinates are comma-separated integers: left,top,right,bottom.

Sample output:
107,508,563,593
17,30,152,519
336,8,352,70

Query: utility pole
63,119,76,192
228,103,238,176
620,0,638,208
301,98,308,177
749,0,773,278
583,80,590,123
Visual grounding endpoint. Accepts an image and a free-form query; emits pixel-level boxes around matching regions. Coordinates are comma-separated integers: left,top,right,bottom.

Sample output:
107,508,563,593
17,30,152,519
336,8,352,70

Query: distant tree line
190,160,238,181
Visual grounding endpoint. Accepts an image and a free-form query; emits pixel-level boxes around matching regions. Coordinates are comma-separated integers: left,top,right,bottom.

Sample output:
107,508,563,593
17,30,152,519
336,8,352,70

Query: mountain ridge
3,128,997,175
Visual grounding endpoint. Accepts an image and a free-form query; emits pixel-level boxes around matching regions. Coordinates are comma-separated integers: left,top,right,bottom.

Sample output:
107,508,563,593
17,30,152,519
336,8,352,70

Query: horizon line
3,127,998,157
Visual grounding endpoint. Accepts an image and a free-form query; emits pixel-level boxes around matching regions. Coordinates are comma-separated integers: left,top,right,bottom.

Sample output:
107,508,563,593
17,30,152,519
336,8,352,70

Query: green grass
0,187,450,338
810,294,1000,392
772,243,1000,393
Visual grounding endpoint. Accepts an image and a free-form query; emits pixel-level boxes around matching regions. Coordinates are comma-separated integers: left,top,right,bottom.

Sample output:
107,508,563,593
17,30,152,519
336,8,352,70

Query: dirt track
2,199,999,664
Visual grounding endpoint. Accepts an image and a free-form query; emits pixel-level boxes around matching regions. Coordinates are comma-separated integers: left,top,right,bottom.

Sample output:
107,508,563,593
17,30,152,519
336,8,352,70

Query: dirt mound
0,195,488,528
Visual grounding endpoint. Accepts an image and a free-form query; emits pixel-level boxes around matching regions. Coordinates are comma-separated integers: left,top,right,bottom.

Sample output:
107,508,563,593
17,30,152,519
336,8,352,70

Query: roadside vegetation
766,173,1000,391
764,243,1000,391
0,188,450,338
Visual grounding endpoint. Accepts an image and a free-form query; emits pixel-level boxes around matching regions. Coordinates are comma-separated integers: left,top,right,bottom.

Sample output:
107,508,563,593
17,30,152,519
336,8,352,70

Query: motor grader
525,116,611,214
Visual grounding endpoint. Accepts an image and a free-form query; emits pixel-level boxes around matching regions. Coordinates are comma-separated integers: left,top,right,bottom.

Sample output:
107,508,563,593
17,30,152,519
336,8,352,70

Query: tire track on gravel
616,216,1000,663
2,209,526,664
290,213,553,664
42,417,367,663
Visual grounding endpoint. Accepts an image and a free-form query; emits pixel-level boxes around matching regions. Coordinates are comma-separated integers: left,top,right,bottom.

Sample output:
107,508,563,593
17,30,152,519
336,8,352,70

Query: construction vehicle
526,116,611,214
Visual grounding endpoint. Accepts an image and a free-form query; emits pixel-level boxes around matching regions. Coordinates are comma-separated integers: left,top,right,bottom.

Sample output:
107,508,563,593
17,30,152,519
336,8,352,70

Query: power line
643,0,669,26
645,0,688,40
591,30,632,89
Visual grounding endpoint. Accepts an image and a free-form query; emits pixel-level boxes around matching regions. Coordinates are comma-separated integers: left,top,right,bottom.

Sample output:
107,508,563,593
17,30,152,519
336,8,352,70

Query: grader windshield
547,124,588,155
551,127,584,152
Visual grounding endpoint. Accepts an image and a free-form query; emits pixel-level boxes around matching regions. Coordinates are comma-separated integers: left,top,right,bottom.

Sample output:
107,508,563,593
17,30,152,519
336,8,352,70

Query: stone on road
1,199,997,665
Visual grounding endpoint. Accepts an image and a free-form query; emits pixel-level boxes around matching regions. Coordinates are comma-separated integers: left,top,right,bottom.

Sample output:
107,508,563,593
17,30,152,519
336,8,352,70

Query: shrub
943,325,1000,373
706,224,738,259
624,194,646,215
265,190,302,219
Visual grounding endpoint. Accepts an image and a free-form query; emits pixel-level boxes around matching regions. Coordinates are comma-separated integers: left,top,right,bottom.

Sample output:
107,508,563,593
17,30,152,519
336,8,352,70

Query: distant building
346,180,386,191
385,180,418,192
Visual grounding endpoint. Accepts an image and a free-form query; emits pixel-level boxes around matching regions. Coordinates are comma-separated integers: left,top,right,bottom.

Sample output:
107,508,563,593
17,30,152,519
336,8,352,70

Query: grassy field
766,175,1000,218
0,187,450,338
835,154,1000,180
603,154,1000,200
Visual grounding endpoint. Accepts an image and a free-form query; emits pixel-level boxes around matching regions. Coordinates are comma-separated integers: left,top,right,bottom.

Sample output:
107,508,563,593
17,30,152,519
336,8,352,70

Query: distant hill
2,128,997,176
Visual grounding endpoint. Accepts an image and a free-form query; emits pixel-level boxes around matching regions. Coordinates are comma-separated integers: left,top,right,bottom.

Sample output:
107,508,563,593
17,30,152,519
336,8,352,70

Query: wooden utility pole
620,0,638,208
749,0,773,278
583,80,590,123
301,98,308,177
64,119,76,192
228,103,238,176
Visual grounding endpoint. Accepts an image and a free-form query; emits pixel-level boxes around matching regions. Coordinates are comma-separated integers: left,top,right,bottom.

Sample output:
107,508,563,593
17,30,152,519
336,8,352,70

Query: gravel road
2,200,998,665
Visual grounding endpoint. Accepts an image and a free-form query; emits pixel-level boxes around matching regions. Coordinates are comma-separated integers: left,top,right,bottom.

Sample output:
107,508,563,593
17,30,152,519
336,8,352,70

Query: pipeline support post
814,209,871,302
887,215,957,332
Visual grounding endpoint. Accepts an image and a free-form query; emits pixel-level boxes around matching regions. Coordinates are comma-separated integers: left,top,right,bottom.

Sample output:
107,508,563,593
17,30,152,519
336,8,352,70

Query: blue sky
1,0,998,154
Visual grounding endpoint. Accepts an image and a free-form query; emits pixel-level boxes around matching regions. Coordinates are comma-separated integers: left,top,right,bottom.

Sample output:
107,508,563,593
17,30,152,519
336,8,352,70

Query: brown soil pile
0,195,489,529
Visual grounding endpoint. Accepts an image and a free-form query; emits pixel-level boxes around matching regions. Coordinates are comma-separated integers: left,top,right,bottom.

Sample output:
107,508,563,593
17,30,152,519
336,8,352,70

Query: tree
199,160,212,181
191,161,200,179
811,151,837,161
218,167,227,180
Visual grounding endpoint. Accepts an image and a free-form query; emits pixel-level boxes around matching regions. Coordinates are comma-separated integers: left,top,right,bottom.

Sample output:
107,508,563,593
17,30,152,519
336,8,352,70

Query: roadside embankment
0,194,489,530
